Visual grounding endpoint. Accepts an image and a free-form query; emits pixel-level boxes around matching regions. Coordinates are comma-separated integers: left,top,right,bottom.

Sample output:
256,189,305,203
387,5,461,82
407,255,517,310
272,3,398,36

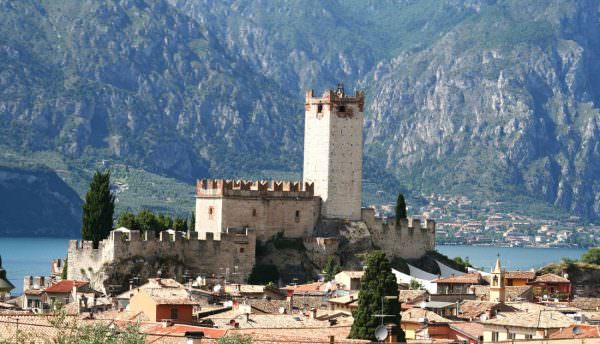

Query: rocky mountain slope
2,0,600,234
0,166,81,236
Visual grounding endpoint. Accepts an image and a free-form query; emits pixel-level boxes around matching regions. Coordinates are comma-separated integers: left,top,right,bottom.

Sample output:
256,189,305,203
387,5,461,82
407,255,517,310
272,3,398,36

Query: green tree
189,211,195,231
61,258,68,280
248,264,279,285
136,210,159,233
581,247,600,265
117,211,139,231
396,193,407,220
157,214,173,230
173,216,188,232
81,170,115,248
409,278,422,290
323,256,341,282
348,251,404,341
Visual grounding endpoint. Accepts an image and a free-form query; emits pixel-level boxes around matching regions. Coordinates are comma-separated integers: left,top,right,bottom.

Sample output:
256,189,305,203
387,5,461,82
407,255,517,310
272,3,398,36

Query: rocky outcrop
0,165,82,236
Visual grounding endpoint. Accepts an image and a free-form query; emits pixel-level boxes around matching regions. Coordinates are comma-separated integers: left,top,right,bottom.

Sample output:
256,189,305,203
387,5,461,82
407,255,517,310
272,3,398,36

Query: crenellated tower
303,84,364,220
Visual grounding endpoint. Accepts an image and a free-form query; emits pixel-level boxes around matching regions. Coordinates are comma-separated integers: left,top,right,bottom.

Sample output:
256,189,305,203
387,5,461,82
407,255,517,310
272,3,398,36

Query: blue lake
0,237,589,295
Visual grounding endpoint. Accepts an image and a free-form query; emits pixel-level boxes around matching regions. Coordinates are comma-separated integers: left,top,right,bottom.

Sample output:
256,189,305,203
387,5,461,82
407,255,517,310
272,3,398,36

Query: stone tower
303,84,364,220
489,255,505,303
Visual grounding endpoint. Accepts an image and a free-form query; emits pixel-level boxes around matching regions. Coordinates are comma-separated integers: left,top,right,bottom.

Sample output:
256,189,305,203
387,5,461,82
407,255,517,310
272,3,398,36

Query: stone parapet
196,179,314,198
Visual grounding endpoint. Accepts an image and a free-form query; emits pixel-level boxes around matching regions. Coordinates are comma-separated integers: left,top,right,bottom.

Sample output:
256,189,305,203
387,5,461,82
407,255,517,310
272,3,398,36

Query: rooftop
483,310,574,329
532,273,571,284
45,280,89,294
401,308,451,323
505,270,536,280
433,273,486,285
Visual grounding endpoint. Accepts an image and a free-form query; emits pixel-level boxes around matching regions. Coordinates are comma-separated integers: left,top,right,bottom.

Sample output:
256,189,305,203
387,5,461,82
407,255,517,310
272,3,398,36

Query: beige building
334,270,364,291
303,84,364,220
482,310,574,341
195,179,320,241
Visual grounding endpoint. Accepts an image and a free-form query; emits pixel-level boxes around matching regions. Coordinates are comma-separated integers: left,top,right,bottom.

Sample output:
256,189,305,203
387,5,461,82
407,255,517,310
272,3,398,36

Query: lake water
0,238,589,294
437,245,587,272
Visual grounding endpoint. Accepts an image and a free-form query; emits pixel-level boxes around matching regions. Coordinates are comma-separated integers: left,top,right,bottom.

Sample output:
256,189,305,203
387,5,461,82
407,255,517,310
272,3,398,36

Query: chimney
286,289,294,314
310,308,317,319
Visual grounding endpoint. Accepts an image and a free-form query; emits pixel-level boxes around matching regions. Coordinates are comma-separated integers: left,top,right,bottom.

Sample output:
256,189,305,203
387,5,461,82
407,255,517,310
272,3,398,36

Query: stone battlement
305,84,365,112
67,227,256,290
196,179,314,198
361,208,436,259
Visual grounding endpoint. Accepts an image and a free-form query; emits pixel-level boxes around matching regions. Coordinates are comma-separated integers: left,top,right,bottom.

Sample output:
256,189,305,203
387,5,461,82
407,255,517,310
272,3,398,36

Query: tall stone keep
303,84,364,220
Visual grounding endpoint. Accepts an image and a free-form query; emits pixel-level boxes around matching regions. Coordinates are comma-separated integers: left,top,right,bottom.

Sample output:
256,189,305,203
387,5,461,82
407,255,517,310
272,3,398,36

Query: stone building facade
68,227,255,291
303,85,364,220
195,179,320,241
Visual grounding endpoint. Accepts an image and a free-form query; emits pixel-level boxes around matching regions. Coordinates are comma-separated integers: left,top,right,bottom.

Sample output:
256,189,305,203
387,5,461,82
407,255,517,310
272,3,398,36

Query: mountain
1,0,600,234
0,165,81,236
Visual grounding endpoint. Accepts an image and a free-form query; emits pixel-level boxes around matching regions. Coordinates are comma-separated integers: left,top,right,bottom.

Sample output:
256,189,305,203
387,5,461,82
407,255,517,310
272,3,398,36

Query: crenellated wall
196,179,321,241
67,227,255,290
361,208,436,259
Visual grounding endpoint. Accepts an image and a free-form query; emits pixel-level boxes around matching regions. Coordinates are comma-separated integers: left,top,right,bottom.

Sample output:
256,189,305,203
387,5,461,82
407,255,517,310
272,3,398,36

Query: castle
68,84,435,289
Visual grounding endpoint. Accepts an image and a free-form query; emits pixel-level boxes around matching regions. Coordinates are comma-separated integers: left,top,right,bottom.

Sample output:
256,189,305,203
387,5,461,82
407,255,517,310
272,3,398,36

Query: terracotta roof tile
550,325,600,339
449,322,484,339
45,280,88,294
532,273,571,283
433,273,485,284
505,271,536,280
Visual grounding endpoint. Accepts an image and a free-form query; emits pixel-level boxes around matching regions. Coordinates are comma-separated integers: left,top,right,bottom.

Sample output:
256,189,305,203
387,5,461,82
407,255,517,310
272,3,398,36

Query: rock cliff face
3,0,600,233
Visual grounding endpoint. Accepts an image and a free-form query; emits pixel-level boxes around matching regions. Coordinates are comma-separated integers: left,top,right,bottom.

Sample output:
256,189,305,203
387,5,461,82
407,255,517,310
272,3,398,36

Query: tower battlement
196,179,314,198
305,84,365,113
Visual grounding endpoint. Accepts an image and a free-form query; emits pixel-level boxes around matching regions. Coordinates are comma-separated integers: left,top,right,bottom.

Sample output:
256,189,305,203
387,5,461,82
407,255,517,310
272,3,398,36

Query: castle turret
489,255,505,303
303,84,364,220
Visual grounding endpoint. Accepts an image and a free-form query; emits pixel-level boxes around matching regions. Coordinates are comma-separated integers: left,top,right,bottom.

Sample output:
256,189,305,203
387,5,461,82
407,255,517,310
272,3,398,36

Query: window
491,332,499,342
171,308,178,319
338,105,346,112
240,247,245,253
317,104,323,113
508,333,516,340
208,206,214,220
252,209,257,217
525,334,533,340
295,210,300,223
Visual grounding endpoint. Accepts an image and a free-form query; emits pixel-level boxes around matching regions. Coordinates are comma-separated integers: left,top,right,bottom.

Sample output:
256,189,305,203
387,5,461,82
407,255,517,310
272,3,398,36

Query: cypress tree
348,251,404,341
189,211,195,231
81,170,115,248
396,193,407,220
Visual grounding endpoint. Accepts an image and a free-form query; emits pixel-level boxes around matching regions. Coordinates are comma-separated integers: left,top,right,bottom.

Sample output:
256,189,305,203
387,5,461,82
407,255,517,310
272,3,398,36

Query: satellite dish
374,325,388,341
573,326,581,335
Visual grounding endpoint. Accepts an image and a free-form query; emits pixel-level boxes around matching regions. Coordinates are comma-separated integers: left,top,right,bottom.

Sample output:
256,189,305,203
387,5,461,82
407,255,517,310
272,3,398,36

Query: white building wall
195,197,223,239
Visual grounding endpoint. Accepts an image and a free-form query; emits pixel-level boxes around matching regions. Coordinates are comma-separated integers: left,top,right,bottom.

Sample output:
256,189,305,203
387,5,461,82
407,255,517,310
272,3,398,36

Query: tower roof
492,255,502,273
0,255,15,292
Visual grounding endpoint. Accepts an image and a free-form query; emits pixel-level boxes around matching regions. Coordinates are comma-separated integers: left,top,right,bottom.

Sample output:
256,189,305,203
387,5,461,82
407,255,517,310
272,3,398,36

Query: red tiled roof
550,325,600,339
505,271,535,280
144,324,227,339
449,322,484,339
433,273,485,284
282,282,325,294
45,280,88,294
532,273,570,284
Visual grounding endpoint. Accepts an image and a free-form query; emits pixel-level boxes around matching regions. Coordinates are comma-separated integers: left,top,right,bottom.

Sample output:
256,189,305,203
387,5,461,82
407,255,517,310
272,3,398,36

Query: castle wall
303,88,363,220
361,208,436,259
68,228,255,290
195,179,320,241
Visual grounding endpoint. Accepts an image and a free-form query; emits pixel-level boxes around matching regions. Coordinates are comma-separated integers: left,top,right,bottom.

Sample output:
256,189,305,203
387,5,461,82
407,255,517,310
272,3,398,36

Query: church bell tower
303,84,364,220
489,255,506,303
